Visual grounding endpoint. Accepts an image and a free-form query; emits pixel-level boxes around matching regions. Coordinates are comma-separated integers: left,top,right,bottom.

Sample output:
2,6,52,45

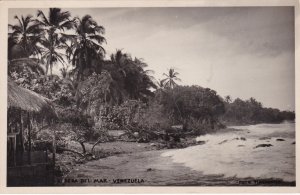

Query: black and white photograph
5,3,296,189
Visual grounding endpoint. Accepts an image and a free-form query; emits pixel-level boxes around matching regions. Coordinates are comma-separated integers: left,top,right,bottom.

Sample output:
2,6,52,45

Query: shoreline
58,125,295,186
61,148,295,186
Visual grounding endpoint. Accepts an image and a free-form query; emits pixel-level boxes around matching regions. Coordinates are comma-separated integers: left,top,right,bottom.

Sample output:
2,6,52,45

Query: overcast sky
9,7,295,111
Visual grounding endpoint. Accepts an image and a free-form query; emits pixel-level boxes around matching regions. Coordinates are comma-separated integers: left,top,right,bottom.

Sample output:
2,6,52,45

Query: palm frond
24,15,34,25
144,69,155,75
173,72,179,76
26,23,42,34
37,10,50,26
173,77,181,82
9,25,23,33
59,20,74,30
163,73,169,77
94,25,105,34
87,34,106,44
58,11,71,23
161,78,169,83
14,15,23,30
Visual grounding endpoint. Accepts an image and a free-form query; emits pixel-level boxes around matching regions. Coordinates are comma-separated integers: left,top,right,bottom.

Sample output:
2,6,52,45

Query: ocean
162,122,295,182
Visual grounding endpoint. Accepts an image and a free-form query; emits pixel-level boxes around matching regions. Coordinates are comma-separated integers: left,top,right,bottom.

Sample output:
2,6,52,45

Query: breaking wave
161,123,295,182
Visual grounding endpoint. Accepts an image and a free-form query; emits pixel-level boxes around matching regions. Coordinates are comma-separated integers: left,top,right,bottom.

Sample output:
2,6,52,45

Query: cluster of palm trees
8,8,182,106
105,49,157,102
8,8,105,78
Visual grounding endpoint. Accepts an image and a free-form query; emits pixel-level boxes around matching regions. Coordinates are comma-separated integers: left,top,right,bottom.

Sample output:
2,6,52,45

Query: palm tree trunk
49,49,53,76
45,63,49,75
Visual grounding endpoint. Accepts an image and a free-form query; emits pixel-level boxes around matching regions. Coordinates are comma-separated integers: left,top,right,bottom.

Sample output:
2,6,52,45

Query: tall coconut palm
133,57,155,78
8,14,43,58
109,51,155,100
37,8,74,75
66,15,106,81
132,57,156,99
161,68,181,89
110,49,129,78
107,50,131,100
39,37,66,75
161,68,182,123
125,57,155,100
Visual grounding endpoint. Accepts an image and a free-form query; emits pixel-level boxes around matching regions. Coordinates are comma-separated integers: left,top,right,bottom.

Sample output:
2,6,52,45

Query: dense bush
155,86,225,133
100,100,146,130
97,85,226,135
221,97,295,125
136,100,172,132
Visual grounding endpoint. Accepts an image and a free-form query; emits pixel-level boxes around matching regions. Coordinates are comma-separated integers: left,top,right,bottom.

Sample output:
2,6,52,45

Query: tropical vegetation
8,8,295,157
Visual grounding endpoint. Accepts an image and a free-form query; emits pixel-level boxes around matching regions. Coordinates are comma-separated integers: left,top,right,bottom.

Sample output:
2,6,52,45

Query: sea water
161,122,295,182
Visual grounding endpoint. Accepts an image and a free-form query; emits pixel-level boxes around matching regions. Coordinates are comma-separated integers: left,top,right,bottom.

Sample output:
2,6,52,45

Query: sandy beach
61,124,295,186
61,146,240,186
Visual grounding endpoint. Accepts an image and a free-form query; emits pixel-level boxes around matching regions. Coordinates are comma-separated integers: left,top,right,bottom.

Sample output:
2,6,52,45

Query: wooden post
27,112,31,165
19,111,24,153
13,122,17,166
52,121,56,167
45,149,48,163
13,137,16,167
52,121,56,185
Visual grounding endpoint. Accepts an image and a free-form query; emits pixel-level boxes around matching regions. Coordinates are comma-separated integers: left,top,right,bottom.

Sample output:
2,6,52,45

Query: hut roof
8,79,56,117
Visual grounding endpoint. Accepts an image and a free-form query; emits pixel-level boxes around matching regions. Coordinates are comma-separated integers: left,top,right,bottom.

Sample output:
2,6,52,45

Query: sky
8,7,295,111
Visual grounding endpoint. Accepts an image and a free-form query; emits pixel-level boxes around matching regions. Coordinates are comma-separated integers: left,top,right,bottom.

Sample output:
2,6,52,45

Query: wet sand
61,141,295,186
62,149,227,186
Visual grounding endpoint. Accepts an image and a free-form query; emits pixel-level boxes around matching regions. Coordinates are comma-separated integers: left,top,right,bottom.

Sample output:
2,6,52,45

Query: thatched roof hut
7,79,57,183
8,79,56,117
8,79,57,168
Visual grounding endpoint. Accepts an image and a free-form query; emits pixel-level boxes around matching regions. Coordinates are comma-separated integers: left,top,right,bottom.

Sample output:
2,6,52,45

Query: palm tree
110,51,156,100
110,49,130,78
155,79,165,89
60,63,71,79
133,57,155,79
37,8,74,75
67,15,106,81
161,68,181,89
130,57,156,100
225,95,232,103
39,37,66,75
8,14,43,58
106,50,132,101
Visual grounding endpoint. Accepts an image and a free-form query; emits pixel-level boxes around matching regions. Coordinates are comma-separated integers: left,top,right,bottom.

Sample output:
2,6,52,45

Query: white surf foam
161,123,295,182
